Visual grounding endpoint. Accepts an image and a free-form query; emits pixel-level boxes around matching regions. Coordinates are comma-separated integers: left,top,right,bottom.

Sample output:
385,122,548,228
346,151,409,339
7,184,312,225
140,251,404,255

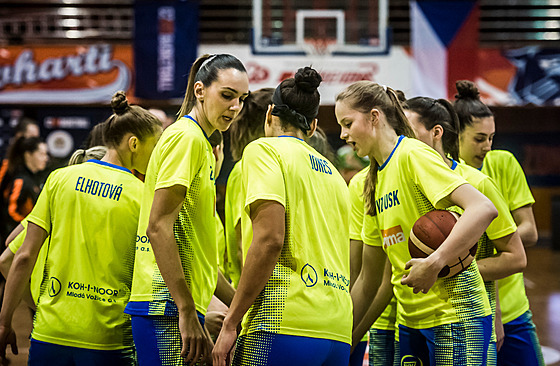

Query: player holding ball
337,81,497,365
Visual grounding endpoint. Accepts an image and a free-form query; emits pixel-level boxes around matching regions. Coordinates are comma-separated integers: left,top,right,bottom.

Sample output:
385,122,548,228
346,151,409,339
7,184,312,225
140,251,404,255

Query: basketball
408,210,478,278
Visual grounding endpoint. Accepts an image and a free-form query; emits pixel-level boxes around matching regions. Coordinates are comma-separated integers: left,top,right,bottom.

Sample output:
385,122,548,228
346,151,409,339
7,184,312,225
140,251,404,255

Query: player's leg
497,310,545,366
430,315,492,365
233,331,350,366
368,328,395,366
398,325,429,366
28,339,74,366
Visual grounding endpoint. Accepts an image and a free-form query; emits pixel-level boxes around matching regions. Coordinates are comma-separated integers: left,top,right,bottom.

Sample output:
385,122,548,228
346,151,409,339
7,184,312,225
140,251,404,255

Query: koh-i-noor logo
0,44,131,104
301,263,318,287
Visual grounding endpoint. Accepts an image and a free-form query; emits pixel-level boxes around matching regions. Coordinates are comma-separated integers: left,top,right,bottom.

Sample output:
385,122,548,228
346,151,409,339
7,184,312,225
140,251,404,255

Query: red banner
0,44,134,104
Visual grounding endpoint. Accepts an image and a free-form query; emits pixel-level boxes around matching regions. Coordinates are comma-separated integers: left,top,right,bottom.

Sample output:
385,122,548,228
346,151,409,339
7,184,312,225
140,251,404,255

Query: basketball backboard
252,0,389,56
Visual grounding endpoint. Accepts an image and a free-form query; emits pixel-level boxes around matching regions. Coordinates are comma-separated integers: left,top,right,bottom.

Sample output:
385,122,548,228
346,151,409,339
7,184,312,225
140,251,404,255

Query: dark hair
208,130,223,148
309,126,336,164
14,117,38,138
103,91,162,148
6,136,44,174
85,122,106,148
405,97,460,161
453,80,493,132
229,88,273,161
336,81,415,215
178,54,247,118
272,66,322,134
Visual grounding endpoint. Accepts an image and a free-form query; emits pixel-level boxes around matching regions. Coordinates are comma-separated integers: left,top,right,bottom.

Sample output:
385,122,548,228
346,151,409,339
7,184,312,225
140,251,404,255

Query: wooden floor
3,245,560,365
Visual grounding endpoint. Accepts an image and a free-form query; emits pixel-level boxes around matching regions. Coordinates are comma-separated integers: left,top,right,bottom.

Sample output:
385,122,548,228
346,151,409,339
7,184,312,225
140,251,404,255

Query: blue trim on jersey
184,115,210,141
278,135,304,141
450,159,458,170
125,300,204,319
378,135,405,171
87,159,131,174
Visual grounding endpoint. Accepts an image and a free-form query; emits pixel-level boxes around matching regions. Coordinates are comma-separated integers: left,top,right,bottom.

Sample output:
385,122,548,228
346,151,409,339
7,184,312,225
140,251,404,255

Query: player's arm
214,269,235,307
213,199,285,366
4,224,23,248
235,221,243,272
495,282,504,351
0,222,47,361
402,184,498,293
0,244,35,311
351,244,386,333
476,231,526,281
352,258,392,347
511,205,538,247
349,239,363,289
147,185,212,365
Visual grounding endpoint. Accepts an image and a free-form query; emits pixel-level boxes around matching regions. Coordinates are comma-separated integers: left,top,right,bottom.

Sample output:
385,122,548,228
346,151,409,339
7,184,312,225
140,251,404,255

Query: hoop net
302,38,337,57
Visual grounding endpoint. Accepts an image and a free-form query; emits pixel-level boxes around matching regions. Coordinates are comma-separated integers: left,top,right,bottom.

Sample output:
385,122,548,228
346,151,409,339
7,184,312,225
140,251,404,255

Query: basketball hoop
303,38,337,57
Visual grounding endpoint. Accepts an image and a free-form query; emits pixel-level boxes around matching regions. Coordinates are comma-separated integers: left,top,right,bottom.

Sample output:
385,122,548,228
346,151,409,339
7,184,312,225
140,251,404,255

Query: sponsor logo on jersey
401,355,423,366
381,225,405,249
309,154,332,175
301,263,318,287
376,189,400,213
48,277,62,297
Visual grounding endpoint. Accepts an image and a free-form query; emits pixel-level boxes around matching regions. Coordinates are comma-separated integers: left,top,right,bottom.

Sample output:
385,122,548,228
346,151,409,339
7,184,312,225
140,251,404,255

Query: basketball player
213,67,352,366
405,96,527,364
225,88,274,288
0,146,109,309
454,80,545,366
0,91,162,365
124,54,249,366
337,81,497,365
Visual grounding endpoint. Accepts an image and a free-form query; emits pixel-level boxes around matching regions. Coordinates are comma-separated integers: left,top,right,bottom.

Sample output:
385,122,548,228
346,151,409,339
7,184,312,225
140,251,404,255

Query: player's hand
212,320,237,366
0,325,18,363
179,311,213,365
495,313,505,351
401,257,439,294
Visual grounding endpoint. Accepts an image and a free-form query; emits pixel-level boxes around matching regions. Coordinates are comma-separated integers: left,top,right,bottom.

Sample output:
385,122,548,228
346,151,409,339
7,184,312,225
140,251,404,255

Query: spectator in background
336,144,369,184
0,137,48,243
0,118,40,190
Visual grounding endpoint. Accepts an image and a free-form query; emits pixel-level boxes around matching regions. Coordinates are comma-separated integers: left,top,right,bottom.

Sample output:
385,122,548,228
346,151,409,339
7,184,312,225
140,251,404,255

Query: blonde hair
68,146,108,166
336,81,415,215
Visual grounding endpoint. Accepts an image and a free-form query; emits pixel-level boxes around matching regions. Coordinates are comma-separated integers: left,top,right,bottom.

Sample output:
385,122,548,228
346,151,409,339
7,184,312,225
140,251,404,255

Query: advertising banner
0,44,134,104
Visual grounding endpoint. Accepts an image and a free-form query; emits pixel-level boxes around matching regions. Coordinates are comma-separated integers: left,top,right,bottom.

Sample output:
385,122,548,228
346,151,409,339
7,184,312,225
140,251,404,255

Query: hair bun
294,66,322,93
455,80,480,101
111,91,129,115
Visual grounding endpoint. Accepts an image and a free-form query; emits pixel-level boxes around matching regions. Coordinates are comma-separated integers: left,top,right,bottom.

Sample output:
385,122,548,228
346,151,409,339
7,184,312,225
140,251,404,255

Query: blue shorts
130,313,204,366
233,331,351,366
399,315,492,366
350,340,367,366
497,310,545,366
28,339,136,366
368,329,396,366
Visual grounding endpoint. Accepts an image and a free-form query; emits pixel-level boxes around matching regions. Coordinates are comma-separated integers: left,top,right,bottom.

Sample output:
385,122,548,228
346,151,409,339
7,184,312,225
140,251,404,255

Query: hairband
271,86,312,132
200,54,219,70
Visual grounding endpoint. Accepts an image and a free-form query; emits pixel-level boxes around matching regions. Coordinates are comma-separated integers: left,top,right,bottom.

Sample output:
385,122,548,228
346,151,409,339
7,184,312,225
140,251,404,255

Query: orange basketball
408,210,478,278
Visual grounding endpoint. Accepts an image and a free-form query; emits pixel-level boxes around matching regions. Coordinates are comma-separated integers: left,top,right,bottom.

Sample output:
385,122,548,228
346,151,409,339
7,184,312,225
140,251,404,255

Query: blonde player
405,96,527,364
0,91,162,365
124,54,249,366
454,80,545,366
337,81,497,365
225,88,274,288
213,67,352,366
0,146,108,310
